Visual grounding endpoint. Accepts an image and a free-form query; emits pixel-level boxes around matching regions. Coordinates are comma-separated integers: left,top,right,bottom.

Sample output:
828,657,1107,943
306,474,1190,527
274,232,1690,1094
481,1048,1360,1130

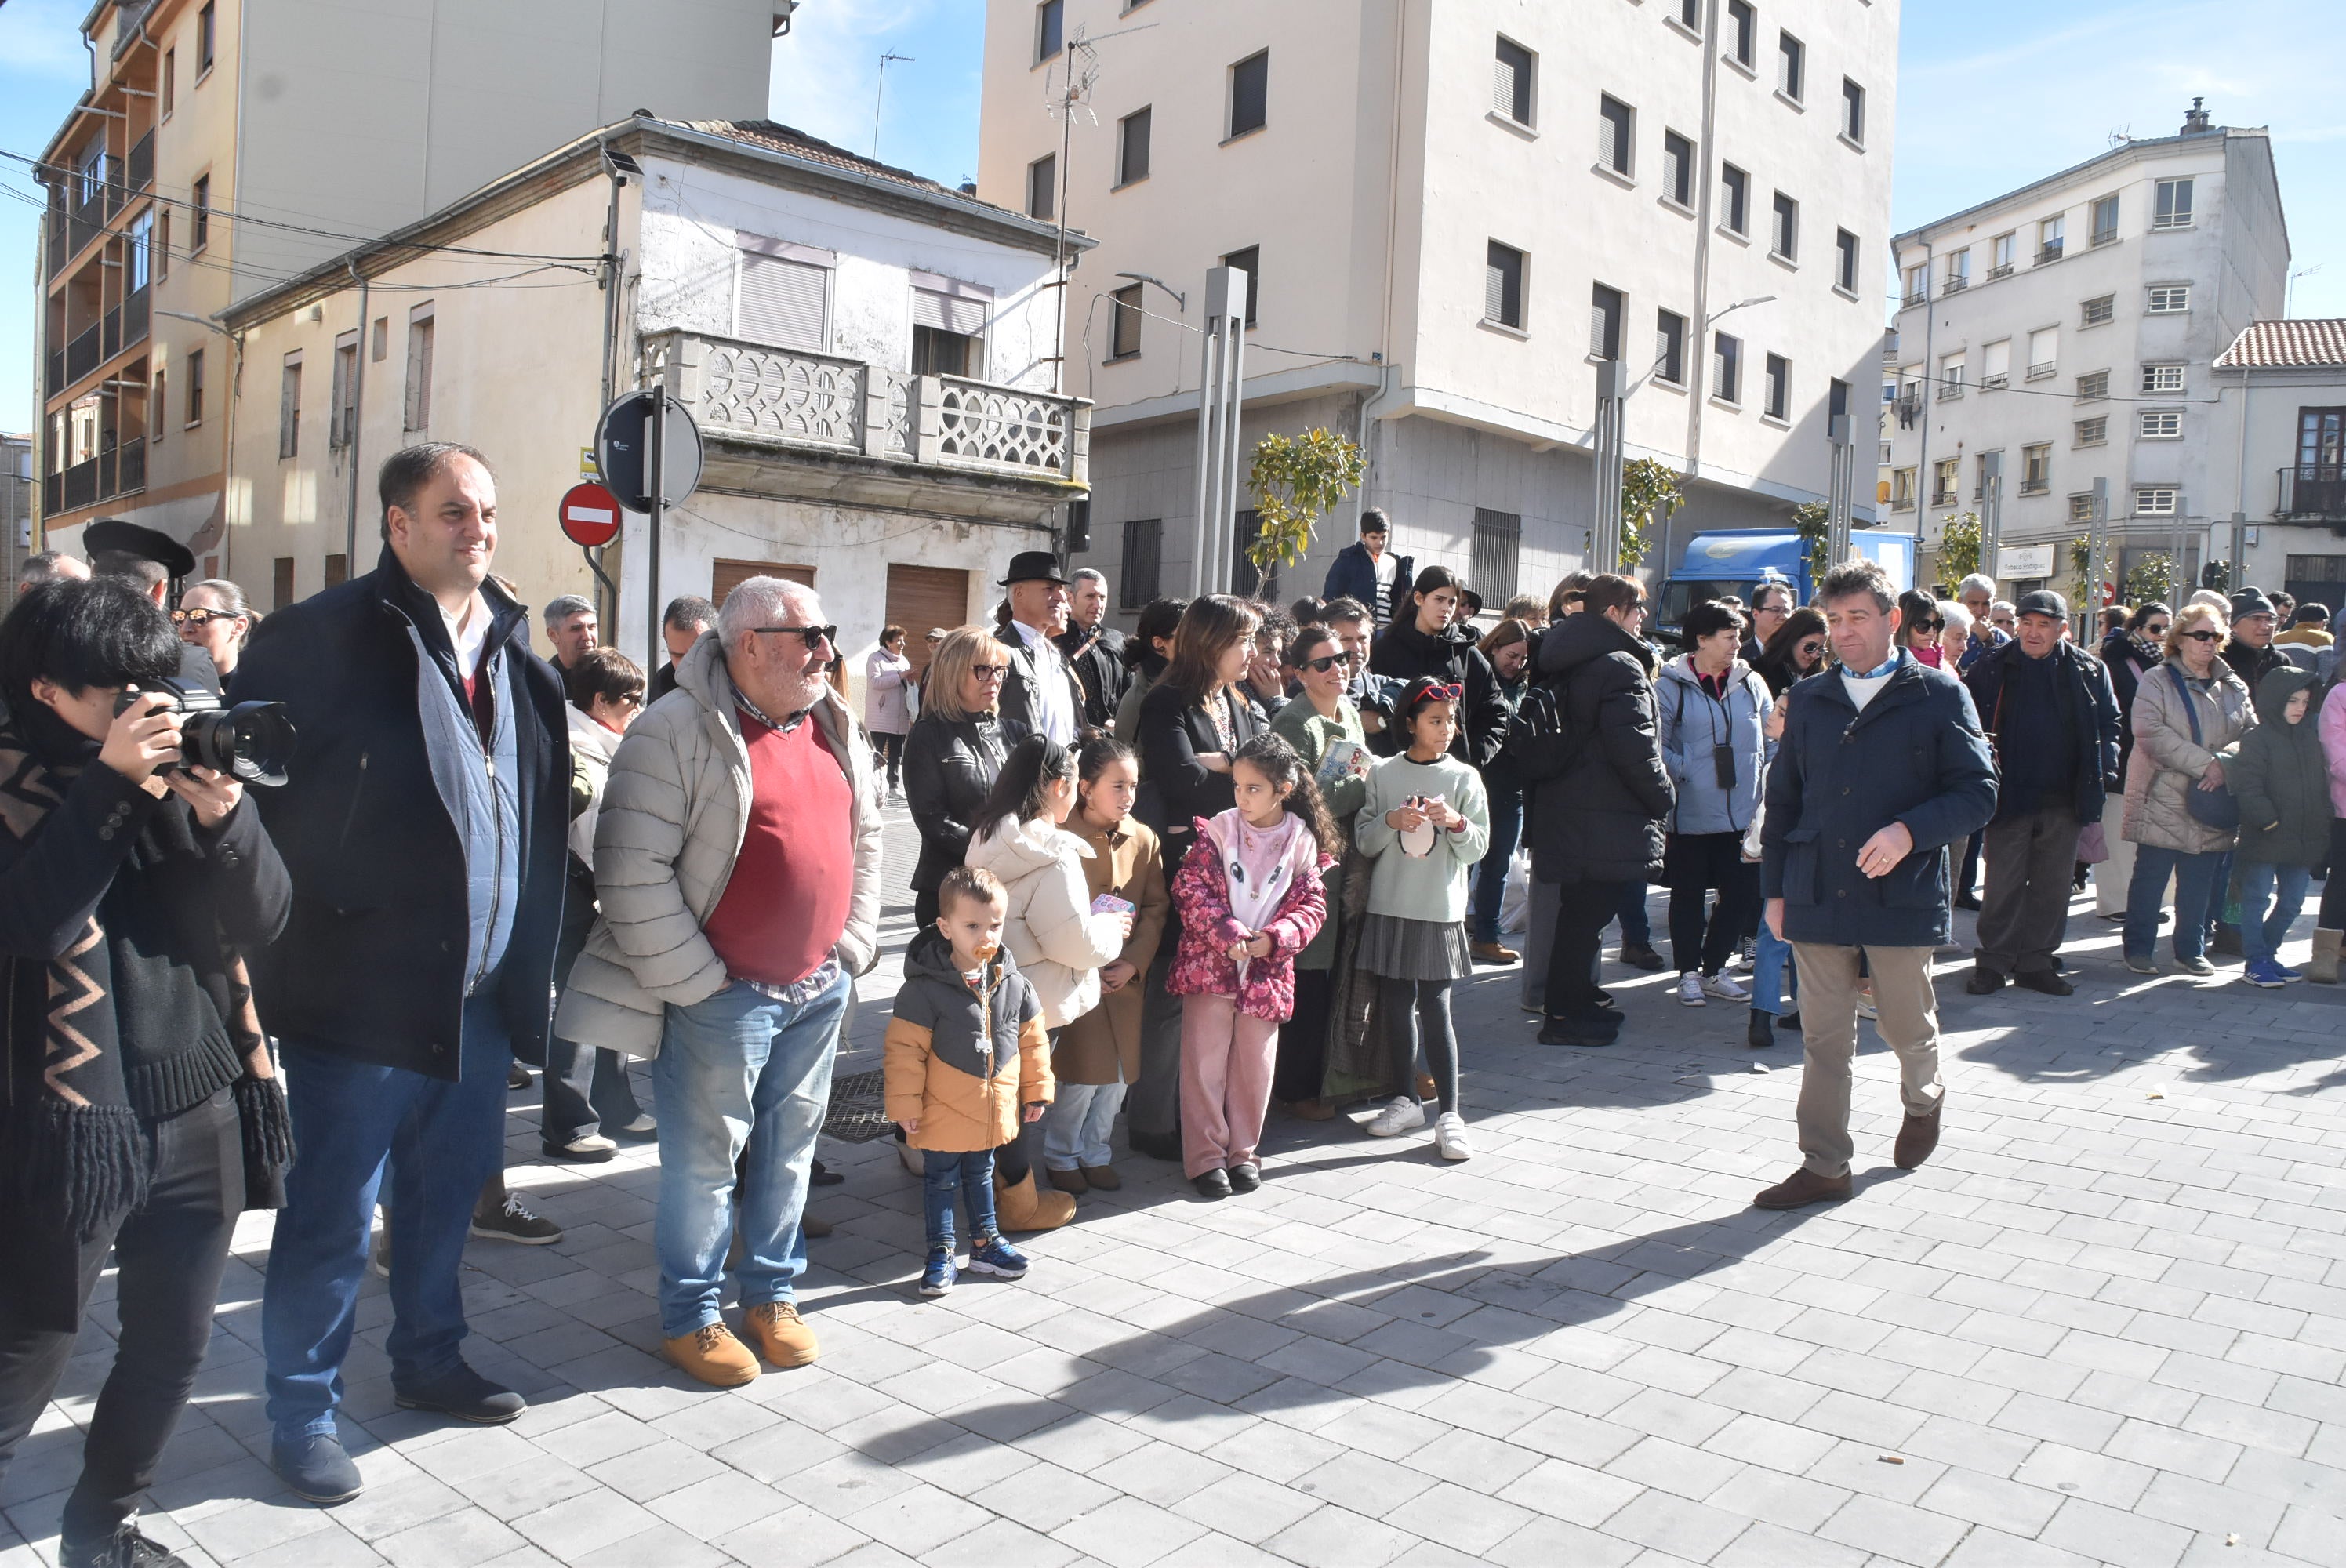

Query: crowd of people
8,463,2346,1565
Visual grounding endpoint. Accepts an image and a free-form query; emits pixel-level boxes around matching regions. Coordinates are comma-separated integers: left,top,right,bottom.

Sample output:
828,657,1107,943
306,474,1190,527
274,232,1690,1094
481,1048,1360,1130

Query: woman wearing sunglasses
1896,590,1946,668
2094,601,2170,920
902,626,1030,929
2119,602,2254,974
176,579,256,684
1752,607,1828,698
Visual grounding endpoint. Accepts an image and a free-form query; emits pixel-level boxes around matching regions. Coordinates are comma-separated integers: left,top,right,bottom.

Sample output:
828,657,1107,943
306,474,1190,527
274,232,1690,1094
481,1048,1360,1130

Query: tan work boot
666,1323,758,1387
994,1167,1076,1232
2312,928,2342,985
1471,940,1520,965
743,1301,820,1368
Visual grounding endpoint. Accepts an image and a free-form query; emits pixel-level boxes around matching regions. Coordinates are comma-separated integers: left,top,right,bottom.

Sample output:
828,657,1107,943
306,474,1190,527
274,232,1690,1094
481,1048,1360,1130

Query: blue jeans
263,987,513,1440
1044,1080,1124,1171
650,973,848,1339
1751,921,1799,1015
1615,880,1651,946
2126,846,2225,962
1471,783,1524,944
921,1149,1000,1254
2239,862,2312,967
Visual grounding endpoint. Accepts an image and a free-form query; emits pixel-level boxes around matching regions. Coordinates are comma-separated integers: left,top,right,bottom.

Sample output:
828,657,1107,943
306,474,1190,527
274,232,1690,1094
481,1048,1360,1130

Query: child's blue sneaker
965,1236,1029,1279
2275,961,2304,983
919,1248,956,1296
2244,959,2288,989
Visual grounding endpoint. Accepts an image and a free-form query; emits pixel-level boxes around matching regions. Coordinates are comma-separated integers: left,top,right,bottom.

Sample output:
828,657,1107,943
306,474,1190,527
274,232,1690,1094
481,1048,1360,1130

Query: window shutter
913,289,989,336
739,253,829,350
1486,257,1507,323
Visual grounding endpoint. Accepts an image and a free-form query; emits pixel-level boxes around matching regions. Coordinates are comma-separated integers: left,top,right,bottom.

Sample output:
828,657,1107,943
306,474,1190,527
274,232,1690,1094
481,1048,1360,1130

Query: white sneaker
1366,1095,1425,1138
1700,971,1750,1003
1434,1112,1473,1161
1856,994,1879,1020
1675,973,1707,1007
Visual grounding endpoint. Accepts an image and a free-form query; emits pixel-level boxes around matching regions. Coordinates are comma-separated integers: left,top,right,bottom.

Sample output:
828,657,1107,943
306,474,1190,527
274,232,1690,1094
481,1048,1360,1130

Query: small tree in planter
1620,457,1683,568
1244,428,1367,571
1937,511,1984,586
2123,552,2177,610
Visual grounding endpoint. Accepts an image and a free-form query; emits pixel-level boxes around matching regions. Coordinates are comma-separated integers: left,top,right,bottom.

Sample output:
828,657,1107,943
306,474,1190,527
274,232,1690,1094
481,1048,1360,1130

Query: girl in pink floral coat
1168,734,1338,1198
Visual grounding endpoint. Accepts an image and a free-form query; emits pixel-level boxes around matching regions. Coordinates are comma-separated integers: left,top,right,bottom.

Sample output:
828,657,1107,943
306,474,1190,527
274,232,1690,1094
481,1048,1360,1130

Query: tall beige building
34,0,784,577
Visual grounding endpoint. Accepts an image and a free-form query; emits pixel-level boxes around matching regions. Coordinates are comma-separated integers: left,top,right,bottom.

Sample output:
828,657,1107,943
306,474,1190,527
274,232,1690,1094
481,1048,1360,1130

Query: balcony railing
1901,288,1927,307
1937,380,1964,401
65,323,101,387
45,348,64,400
1942,275,1970,296
2090,226,2117,249
646,330,1090,485
45,206,66,281
122,285,148,351
1986,262,2014,281
2019,478,2050,496
1931,487,1959,507
38,436,147,517
2279,465,2346,522
126,129,153,196
2036,243,2065,266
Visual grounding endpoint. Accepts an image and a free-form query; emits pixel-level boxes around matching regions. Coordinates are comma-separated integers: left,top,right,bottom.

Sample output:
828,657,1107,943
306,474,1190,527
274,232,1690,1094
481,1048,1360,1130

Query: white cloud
769,0,944,160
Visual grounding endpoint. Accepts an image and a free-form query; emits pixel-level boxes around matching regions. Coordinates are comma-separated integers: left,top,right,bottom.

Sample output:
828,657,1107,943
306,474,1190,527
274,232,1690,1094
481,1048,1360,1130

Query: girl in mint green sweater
1353,677,1491,1159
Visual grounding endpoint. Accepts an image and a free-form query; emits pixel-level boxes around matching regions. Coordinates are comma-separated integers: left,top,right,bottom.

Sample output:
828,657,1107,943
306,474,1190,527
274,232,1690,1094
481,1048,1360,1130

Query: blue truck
1654,528,1918,641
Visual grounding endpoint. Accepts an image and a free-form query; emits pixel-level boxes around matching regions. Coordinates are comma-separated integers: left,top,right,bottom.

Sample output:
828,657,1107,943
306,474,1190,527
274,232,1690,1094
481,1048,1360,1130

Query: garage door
885,564,972,680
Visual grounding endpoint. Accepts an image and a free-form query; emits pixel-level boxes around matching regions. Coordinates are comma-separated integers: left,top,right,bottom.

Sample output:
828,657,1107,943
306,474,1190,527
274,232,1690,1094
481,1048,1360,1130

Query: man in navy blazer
1756,557,1996,1210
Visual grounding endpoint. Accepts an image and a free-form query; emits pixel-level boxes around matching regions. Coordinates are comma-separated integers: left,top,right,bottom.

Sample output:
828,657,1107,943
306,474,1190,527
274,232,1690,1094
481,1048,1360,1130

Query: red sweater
703,711,854,989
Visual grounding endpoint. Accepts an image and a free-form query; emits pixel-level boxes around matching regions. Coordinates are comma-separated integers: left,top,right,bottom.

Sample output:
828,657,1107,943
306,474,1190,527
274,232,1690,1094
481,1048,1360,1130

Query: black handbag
2167,665,2242,832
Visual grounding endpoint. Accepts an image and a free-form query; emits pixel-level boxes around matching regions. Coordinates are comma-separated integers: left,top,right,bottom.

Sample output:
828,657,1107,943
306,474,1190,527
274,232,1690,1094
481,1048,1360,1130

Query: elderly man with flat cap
993,550,1086,746
85,517,220,693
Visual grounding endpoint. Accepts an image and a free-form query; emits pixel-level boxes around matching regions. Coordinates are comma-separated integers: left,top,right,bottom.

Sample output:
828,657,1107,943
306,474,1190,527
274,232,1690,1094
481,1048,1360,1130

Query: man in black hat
995,550,1084,746
85,517,220,693
1961,589,2120,996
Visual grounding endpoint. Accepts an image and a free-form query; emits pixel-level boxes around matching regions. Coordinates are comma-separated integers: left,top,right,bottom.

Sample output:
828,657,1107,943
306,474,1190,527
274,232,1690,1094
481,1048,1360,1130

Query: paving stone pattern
6,807,2346,1566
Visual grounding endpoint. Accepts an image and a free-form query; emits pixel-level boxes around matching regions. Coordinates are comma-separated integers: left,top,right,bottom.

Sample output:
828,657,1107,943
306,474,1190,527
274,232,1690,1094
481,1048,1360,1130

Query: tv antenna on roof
873,51,913,161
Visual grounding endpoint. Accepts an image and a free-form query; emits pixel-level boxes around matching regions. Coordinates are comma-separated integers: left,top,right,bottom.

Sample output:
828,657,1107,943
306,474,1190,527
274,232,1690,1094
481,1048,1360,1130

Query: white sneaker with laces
1675,973,1707,1007
1700,971,1750,1003
1434,1112,1473,1161
1366,1095,1425,1138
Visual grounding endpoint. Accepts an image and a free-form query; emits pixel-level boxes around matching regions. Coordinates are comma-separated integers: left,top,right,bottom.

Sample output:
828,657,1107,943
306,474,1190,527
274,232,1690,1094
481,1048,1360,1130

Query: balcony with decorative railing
640,330,1090,492
2279,465,2346,524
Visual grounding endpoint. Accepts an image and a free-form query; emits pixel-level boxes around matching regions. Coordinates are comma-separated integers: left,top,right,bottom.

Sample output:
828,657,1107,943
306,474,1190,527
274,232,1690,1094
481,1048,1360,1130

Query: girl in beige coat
2120,604,2256,973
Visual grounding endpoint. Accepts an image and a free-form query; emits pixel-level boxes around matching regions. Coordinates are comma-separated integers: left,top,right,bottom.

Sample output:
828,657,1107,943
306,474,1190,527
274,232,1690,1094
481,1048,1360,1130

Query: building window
330,333,357,447
1229,51,1269,139
1989,232,2016,278
1485,241,1527,330
278,354,301,459
1944,249,1970,292
1727,0,1756,67
2075,416,2108,447
1981,339,2010,388
1841,78,1865,143
1661,131,1694,207
2081,293,2115,327
1026,154,1055,221
1220,245,1259,325
2139,410,2183,440
1493,35,1534,125
1891,467,1915,510
128,209,153,292
1770,191,1797,260
1903,263,1928,306
198,2,215,74
372,315,388,361
1778,31,1803,100
737,246,830,351
1835,229,1859,293
1231,509,1276,599
1471,509,1523,605
1116,107,1151,187
2298,406,2346,469
913,283,988,377
2147,284,2190,314
404,308,434,430
1676,0,1701,29
191,175,210,252
151,368,165,442
1713,332,1741,403
2135,487,2179,516
184,347,203,426
1598,95,1633,176
2021,443,2051,495
2026,327,2057,379
2142,362,2185,394
2068,492,2097,523
1654,309,1687,385
1107,283,1143,360
156,211,169,280
1938,352,1966,398
2075,370,2110,402
1721,164,1750,234
2153,178,2194,230
1763,353,1790,419
1034,0,1062,64
2037,215,2065,263
2090,193,2119,246
1932,458,1959,506
1589,283,1623,360
1120,518,1162,607
162,47,175,118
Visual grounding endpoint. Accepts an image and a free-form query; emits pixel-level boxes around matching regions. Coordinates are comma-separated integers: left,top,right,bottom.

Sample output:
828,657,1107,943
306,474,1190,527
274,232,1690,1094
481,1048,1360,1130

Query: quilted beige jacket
2120,658,2256,856
554,635,882,1057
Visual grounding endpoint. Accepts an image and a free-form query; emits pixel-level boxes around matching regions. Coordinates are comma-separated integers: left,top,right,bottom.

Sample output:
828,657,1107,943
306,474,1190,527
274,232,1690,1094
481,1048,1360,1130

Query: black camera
115,677,296,788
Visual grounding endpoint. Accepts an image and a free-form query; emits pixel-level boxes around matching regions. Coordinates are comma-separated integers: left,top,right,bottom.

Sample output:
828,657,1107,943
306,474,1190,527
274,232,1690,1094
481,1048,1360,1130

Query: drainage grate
823,1068,893,1143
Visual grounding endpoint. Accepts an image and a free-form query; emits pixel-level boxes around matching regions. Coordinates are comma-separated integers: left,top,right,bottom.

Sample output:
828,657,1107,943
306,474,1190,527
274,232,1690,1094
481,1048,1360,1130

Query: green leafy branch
1245,429,1367,570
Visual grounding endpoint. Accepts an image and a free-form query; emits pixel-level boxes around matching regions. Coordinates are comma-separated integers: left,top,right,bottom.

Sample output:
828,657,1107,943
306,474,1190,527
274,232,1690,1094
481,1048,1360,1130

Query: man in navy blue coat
1320,509,1413,630
1756,557,1997,1209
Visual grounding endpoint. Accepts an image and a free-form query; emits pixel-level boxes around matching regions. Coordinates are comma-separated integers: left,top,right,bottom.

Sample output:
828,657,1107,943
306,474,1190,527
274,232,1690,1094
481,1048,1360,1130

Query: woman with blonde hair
903,625,1030,927
2121,601,2255,975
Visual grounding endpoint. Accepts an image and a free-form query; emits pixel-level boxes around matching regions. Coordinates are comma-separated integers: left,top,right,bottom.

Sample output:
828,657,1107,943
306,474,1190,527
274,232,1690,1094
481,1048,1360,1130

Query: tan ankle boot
2312,928,2342,984
994,1167,1075,1232
666,1323,758,1387
743,1301,819,1368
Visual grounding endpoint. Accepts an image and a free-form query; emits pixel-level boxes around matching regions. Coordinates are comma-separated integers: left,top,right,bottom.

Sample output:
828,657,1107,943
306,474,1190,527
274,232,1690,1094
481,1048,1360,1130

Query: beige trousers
1789,943,1945,1178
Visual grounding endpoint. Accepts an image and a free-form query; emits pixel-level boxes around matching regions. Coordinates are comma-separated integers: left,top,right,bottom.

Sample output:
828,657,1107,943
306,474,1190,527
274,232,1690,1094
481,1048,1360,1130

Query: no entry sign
558,482,623,548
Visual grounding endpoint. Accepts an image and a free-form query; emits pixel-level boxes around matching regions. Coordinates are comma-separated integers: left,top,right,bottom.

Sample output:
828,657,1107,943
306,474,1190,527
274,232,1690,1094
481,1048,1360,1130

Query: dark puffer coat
1517,612,1673,884
2229,666,2332,867
1367,618,1511,767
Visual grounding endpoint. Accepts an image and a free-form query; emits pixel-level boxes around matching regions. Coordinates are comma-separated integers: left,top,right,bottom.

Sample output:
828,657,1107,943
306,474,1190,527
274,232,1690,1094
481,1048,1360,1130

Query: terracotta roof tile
2215,319,2346,369
677,118,993,207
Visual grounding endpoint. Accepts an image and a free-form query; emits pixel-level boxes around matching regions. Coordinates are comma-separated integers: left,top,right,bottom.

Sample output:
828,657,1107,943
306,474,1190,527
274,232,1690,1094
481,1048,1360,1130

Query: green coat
1270,698,1367,970
2230,666,2332,868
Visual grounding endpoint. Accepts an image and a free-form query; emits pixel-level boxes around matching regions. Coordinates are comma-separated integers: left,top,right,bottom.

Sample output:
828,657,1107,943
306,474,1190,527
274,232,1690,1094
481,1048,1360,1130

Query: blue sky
3,0,2341,434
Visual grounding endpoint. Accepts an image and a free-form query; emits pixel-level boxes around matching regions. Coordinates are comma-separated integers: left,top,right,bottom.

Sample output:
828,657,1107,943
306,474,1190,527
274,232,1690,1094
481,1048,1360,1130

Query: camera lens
175,702,296,786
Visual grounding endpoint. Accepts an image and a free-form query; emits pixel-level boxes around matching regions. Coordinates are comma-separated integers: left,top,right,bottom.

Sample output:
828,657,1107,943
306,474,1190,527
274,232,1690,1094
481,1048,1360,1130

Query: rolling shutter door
884,564,971,680
738,253,828,350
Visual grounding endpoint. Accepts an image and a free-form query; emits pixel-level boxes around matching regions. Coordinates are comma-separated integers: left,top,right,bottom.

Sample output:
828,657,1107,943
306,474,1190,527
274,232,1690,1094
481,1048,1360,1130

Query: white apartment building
217,115,1088,707
1885,102,2288,596
2209,320,2346,612
976,0,1898,616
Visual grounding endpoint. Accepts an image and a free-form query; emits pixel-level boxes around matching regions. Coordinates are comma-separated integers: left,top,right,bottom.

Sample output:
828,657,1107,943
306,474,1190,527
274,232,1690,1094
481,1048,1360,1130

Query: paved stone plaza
7,807,2346,1567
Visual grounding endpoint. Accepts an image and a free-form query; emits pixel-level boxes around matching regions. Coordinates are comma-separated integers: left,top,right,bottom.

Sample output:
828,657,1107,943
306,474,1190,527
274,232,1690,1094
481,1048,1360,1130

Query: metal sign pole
1980,449,2003,585
1191,294,1219,598
1826,414,1854,568
1222,270,1249,593
647,384,666,675
1591,360,1625,571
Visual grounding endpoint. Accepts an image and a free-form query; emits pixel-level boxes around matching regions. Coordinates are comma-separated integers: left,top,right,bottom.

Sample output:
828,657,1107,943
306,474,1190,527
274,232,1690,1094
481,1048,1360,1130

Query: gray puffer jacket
2121,657,2255,856
1654,655,1772,837
556,634,883,1057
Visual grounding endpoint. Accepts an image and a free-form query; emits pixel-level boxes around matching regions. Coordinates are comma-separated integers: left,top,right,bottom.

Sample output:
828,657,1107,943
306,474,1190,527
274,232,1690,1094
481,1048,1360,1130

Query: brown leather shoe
666,1323,759,1387
1287,1098,1336,1122
1894,1101,1944,1170
743,1301,819,1369
1471,941,1520,965
1046,1167,1089,1196
1078,1163,1121,1190
802,1214,833,1238
1753,1167,1854,1210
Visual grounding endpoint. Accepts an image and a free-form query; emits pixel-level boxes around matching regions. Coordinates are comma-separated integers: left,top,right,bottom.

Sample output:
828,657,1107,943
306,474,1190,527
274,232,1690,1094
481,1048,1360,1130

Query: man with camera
0,577,293,1568
232,442,569,1504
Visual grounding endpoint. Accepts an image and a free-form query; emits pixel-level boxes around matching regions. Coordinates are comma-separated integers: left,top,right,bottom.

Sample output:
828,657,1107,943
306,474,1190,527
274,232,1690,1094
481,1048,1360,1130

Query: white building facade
1886,103,2288,597
2209,320,2346,613
977,0,1899,617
